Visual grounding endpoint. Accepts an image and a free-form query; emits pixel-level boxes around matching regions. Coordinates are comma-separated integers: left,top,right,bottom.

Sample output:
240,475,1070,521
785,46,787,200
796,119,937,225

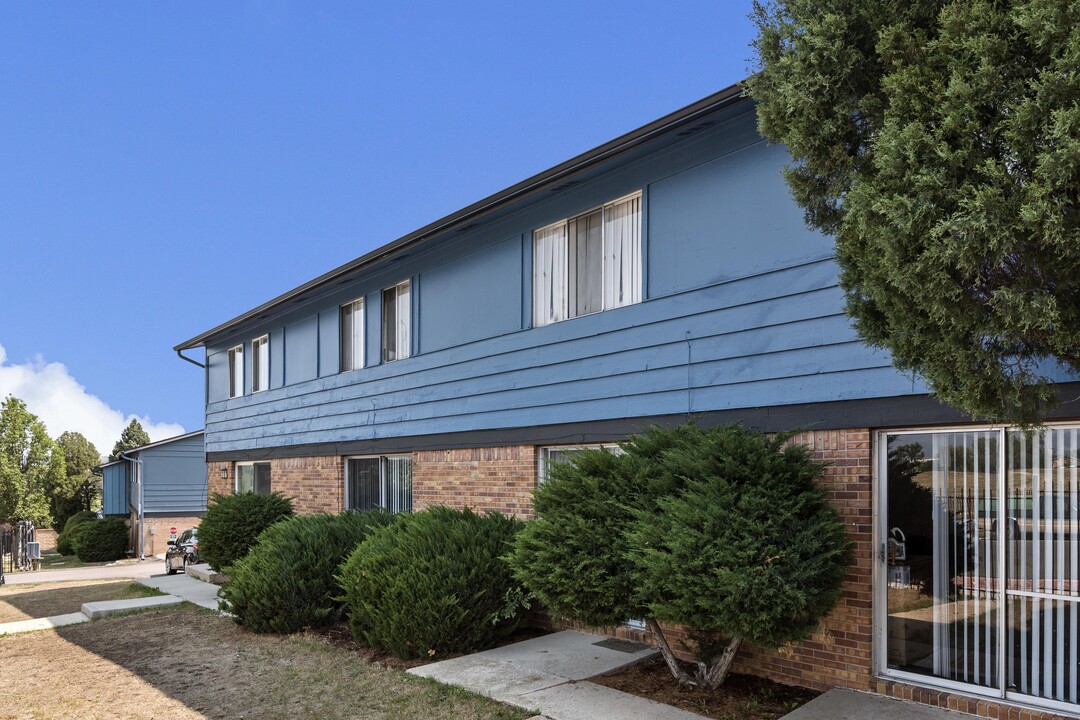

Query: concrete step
186,563,227,585
0,612,89,636
81,594,184,619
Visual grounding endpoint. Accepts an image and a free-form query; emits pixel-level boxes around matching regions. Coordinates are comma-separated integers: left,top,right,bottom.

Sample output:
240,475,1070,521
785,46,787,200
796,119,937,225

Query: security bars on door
345,456,412,513
881,427,1080,711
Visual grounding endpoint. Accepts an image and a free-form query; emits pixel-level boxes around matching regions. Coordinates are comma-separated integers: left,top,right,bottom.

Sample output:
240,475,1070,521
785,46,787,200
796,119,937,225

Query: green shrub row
222,504,526,661
221,510,393,634
56,510,99,556
198,491,294,571
72,517,129,562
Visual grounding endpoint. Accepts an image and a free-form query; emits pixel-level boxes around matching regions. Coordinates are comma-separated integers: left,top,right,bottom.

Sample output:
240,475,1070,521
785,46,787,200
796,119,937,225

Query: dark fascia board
175,82,749,351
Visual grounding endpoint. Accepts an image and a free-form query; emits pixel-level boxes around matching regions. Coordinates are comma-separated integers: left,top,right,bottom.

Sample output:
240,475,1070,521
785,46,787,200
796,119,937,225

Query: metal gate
0,520,37,583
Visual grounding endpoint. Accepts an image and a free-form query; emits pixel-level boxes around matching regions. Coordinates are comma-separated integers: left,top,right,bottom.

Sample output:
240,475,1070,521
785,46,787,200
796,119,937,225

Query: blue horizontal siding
102,463,130,516
140,434,207,513
203,256,922,454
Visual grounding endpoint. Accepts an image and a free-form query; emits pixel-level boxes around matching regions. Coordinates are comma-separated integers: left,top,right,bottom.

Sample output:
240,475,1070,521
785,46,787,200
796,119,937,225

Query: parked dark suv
164,528,199,575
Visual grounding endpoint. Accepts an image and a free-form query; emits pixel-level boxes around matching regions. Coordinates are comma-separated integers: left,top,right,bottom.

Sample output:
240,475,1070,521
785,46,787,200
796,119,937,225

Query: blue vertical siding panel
269,328,285,390
647,140,834,297
366,290,382,366
319,310,338,377
284,315,319,385
420,237,523,353
207,349,229,404
102,463,130,516
139,434,207,513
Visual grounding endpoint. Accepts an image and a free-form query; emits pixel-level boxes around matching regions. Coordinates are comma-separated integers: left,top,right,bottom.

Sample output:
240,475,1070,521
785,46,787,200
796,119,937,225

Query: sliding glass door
880,427,1080,712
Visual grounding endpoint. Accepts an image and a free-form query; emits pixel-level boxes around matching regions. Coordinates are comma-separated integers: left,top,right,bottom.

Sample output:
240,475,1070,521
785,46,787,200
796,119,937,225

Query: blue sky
0,1,758,453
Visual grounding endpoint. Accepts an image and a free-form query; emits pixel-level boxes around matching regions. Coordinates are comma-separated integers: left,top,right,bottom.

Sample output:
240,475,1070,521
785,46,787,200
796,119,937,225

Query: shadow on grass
0,581,158,623
1,606,530,720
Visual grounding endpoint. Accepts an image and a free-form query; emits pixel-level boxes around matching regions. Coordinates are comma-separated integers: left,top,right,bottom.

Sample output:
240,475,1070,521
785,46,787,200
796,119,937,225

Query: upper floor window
533,191,642,327
382,280,411,363
236,461,271,494
340,298,365,372
251,335,269,392
228,344,244,398
345,455,412,513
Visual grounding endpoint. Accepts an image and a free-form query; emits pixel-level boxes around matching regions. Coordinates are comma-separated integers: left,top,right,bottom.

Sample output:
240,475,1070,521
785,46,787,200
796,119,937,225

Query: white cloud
0,343,186,459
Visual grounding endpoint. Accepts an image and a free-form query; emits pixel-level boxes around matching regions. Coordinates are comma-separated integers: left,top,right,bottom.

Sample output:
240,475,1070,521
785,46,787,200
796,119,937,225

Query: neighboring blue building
99,430,206,557
174,84,1080,716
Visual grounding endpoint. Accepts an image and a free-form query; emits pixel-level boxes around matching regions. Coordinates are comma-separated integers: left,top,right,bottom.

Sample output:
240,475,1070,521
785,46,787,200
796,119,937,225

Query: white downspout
119,451,145,560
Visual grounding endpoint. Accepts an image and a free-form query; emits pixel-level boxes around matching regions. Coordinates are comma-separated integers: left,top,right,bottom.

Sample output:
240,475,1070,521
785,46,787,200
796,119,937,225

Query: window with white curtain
382,280,411,362
236,461,271,495
340,298,365,372
227,344,243,398
251,335,269,392
533,191,642,327
345,455,412,513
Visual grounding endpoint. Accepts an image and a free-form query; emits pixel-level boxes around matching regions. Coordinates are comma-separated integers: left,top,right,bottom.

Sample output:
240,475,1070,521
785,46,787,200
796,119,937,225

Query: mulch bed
590,656,819,720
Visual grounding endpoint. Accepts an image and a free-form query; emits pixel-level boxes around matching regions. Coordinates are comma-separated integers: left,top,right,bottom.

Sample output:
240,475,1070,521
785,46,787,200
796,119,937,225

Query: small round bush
199,492,294,571
72,517,129,561
222,510,394,633
339,506,525,659
57,511,99,555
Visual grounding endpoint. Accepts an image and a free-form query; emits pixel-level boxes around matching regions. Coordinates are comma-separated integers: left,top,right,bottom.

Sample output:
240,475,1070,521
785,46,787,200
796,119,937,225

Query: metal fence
0,521,38,583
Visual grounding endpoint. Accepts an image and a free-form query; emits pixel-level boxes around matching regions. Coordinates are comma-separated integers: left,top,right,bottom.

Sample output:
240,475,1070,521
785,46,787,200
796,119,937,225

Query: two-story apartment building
175,83,1080,719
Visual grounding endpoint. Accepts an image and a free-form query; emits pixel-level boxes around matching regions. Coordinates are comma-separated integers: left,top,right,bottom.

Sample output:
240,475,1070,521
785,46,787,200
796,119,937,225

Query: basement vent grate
676,121,715,137
592,638,649,654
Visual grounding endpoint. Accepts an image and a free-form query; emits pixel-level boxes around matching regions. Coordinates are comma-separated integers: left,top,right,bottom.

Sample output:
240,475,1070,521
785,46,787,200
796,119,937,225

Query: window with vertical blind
251,335,269,392
533,191,642,327
382,280,411,363
340,298,364,372
345,456,412,513
236,462,271,495
227,344,243,398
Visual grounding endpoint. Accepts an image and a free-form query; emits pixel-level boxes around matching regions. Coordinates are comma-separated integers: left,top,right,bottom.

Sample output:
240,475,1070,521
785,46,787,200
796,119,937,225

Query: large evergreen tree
749,0,1080,424
110,419,151,461
0,396,65,526
52,431,102,528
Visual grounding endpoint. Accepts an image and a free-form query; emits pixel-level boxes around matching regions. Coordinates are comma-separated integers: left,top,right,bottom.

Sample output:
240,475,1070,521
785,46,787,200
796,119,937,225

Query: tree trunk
646,618,695,686
702,635,743,689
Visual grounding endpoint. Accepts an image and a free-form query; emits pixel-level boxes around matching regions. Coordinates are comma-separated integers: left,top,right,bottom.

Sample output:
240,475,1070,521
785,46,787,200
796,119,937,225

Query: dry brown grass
0,580,161,623
0,606,531,720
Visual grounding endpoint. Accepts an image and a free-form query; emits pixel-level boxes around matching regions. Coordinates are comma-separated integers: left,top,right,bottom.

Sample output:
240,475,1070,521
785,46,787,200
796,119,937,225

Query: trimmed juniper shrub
221,510,394,633
56,510,99,555
339,506,525,660
72,517,129,561
198,492,294,571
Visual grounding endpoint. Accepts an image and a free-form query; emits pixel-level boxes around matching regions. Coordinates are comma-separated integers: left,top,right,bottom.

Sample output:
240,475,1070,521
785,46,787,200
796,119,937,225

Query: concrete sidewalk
410,630,705,720
0,568,223,636
2,558,163,585
780,689,972,720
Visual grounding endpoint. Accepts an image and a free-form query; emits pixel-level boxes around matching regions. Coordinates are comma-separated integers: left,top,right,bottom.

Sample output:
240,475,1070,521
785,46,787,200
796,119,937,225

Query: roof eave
174,81,749,351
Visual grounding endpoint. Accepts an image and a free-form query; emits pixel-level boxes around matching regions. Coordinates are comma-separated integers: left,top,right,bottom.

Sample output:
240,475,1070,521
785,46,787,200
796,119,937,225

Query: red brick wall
413,446,537,519
205,458,343,514
270,456,343,514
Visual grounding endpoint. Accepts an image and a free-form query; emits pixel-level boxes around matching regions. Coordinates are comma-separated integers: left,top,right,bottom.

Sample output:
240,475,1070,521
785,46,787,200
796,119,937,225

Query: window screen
236,462,271,495
382,281,411,362
251,336,269,392
340,299,364,372
228,345,243,398
346,456,412,513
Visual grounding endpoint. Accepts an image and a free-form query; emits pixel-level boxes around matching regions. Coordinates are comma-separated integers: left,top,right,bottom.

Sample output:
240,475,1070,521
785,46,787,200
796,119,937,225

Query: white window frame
532,191,642,328
537,443,623,483
235,461,271,495
251,335,269,393
227,344,244,399
340,298,365,372
382,280,411,363
344,454,413,513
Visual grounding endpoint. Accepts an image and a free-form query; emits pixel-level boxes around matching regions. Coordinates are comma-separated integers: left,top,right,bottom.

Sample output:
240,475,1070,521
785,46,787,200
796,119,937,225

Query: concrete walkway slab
780,689,971,720
410,630,699,720
138,573,221,610
1,558,162,585
0,612,89,636
185,563,226,585
81,594,184,619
